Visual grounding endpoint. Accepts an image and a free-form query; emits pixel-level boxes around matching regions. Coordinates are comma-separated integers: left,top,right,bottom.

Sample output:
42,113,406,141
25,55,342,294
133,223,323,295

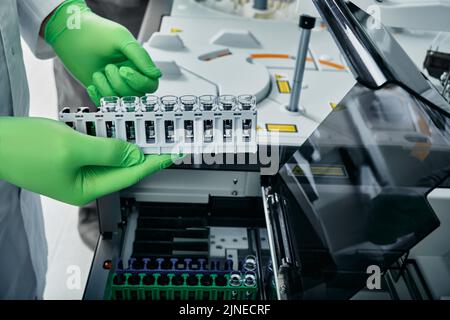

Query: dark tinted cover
347,1,450,114
272,1,450,299
279,83,450,298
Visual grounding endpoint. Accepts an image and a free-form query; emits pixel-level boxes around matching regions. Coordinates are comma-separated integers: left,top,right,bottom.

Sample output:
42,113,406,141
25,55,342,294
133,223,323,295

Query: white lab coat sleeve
17,0,64,59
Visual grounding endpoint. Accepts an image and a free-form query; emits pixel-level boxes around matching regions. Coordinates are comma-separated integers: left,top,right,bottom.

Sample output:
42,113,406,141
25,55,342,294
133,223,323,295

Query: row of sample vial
59,94,257,154
116,256,257,274
110,271,258,300
112,271,257,288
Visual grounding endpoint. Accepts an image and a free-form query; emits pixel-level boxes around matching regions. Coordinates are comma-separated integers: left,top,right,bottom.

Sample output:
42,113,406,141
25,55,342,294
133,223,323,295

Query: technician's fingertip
159,156,175,170
150,68,162,79
119,66,134,79
122,143,145,167
105,64,116,75
87,85,100,106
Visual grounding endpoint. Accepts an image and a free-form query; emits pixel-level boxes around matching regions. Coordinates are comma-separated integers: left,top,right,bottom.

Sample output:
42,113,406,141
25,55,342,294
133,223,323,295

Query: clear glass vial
180,95,198,111
199,95,216,111
160,95,178,112
100,96,120,112
121,96,139,112
141,94,159,112
237,94,256,111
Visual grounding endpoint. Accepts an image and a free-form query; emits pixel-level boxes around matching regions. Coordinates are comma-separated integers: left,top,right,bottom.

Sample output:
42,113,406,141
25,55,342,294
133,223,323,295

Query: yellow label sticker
330,102,338,109
170,28,183,33
266,123,297,133
290,165,347,177
276,80,291,94
291,166,304,176
256,125,263,132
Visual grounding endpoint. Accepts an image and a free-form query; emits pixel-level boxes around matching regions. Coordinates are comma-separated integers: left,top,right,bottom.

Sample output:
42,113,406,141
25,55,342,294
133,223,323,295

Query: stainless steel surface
96,193,122,234
209,227,249,258
442,71,450,102
261,186,281,300
287,19,313,113
83,234,121,300
120,210,138,269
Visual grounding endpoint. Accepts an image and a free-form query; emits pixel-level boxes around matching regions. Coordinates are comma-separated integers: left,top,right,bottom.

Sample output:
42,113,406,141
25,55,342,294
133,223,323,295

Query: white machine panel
146,12,356,147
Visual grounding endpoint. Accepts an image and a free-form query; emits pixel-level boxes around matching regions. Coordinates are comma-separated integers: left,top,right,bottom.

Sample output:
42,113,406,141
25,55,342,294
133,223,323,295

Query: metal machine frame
83,0,450,300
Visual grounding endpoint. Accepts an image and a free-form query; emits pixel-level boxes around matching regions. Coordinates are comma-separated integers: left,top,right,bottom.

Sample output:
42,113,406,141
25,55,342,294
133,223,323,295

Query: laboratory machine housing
83,1,450,300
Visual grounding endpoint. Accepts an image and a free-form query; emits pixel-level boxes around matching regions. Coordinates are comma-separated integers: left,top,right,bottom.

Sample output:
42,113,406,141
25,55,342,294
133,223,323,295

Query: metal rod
287,15,316,113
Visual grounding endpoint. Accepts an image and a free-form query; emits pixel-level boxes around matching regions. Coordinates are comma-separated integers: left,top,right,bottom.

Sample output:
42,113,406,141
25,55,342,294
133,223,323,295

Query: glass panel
346,1,450,115
277,83,448,299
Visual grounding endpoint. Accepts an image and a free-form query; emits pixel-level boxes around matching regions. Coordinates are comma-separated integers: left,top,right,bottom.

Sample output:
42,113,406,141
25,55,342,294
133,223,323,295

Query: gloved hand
0,117,175,206
44,0,161,106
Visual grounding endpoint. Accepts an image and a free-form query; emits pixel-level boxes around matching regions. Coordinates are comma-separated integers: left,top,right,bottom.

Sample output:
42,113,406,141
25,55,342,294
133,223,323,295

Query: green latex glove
44,0,161,106
0,117,175,206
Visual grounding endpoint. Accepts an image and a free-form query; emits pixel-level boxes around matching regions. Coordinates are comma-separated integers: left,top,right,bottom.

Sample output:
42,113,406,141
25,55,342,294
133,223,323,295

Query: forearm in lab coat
17,0,64,59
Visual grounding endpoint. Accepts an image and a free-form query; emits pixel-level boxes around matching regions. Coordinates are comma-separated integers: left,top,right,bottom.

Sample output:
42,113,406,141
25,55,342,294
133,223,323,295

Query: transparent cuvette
199,95,216,111
100,96,120,112
141,94,159,112
237,94,256,111
219,95,236,111
180,95,198,111
160,95,178,112
121,96,140,112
